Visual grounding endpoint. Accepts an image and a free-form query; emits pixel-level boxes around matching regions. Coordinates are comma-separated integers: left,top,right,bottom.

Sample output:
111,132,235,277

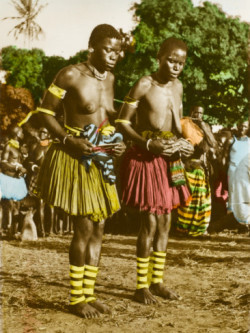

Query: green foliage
1,47,89,104
43,55,67,87
115,0,249,126
1,46,46,103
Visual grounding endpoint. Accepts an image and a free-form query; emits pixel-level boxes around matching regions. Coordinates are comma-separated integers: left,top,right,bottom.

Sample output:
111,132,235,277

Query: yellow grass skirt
36,143,120,221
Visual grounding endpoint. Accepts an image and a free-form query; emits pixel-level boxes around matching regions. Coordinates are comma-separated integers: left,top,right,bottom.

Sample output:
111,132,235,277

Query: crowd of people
0,24,249,318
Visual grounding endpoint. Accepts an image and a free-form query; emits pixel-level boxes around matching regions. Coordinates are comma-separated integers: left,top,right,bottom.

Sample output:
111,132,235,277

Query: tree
1,46,46,103
114,0,249,126
3,0,47,47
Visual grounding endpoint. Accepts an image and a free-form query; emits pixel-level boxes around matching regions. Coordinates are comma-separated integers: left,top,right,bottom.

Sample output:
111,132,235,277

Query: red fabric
120,146,191,215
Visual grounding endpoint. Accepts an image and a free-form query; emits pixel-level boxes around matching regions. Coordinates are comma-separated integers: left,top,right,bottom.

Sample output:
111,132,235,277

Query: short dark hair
89,24,122,48
158,37,188,58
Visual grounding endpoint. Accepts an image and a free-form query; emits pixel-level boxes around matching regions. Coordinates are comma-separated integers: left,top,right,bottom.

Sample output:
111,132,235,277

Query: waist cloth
177,165,211,236
0,173,28,201
120,131,191,215
36,123,121,221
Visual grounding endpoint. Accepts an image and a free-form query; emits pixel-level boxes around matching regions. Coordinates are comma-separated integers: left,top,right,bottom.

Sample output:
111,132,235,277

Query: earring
89,47,94,53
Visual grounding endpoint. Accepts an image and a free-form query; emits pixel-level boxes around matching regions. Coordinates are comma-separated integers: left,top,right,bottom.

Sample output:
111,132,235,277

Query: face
237,121,248,137
158,46,186,82
90,37,122,72
39,127,49,140
191,106,204,120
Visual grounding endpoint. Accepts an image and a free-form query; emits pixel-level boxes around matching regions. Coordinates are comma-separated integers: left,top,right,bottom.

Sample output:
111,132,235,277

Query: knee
140,223,156,241
73,217,93,240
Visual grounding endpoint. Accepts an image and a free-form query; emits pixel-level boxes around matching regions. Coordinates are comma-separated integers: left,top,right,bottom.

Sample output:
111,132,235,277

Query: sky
0,0,249,59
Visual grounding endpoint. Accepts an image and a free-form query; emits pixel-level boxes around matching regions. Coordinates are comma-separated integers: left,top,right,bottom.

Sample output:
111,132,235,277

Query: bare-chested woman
0,125,27,234
34,24,126,318
117,37,193,304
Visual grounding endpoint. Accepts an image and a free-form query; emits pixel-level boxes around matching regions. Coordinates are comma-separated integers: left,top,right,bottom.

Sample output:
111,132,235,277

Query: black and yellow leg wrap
150,251,166,284
69,265,85,305
136,257,150,289
83,265,98,303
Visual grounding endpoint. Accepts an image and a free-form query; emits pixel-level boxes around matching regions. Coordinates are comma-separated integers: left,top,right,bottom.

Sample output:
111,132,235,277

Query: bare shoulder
130,75,153,99
107,71,115,84
173,78,183,94
54,64,82,88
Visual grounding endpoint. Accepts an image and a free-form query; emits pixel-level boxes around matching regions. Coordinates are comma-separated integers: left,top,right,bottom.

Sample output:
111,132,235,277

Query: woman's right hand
66,136,94,157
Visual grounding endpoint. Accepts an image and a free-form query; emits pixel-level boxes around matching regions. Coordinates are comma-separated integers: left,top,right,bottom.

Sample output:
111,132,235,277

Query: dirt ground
0,229,249,333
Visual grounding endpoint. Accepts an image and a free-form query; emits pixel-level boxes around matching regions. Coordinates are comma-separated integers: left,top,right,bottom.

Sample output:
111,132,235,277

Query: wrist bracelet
31,164,38,172
62,134,73,145
146,139,152,151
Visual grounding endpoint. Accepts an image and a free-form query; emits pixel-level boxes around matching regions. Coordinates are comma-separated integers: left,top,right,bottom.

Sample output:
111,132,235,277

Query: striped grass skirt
120,146,191,215
36,143,120,222
177,167,211,236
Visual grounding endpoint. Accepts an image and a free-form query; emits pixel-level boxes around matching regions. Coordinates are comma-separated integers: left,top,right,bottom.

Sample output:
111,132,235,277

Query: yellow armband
124,95,139,107
36,107,56,116
8,139,20,149
48,83,67,99
115,119,132,125
18,107,56,127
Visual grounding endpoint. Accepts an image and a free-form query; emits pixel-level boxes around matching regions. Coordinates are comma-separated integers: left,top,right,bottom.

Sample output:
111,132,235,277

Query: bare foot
89,299,112,314
150,283,182,300
134,288,158,304
69,302,100,319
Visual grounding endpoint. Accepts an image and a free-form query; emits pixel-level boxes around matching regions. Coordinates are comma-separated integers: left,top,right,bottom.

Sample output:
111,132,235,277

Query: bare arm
38,67,93,156
1,145,26,175
117,77,168,154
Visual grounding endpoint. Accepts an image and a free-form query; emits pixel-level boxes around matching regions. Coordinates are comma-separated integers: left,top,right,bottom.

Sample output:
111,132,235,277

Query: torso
3,145,22,177
136,75,183,135
62,63,115,128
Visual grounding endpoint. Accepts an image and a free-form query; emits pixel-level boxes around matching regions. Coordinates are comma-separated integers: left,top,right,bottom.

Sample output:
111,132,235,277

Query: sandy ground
0,230,249,333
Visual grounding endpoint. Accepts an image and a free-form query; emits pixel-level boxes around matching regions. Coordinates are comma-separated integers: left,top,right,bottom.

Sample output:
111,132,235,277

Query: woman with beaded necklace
34,24,126,319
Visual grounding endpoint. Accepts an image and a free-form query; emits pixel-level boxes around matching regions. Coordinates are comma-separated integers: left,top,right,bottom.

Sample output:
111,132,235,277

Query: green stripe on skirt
177,167,211,236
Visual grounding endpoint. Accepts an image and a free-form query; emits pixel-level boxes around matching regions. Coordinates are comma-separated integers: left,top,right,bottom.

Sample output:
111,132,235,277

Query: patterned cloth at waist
64,123,123,184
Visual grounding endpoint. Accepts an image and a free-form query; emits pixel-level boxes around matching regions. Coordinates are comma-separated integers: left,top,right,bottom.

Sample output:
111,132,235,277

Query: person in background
227,120,249,228
0,125,28,236
177,104,217,237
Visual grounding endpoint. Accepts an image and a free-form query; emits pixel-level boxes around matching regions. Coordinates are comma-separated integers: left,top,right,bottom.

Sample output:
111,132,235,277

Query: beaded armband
48,83,67,99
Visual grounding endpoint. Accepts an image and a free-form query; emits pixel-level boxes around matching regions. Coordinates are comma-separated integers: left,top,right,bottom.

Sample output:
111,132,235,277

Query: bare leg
49,206,56,235
69,216,100,318
150,213,181,300
63,213,70,234
39,199,46,237
134,212,158,305
6,200,13,237
0,204,3,235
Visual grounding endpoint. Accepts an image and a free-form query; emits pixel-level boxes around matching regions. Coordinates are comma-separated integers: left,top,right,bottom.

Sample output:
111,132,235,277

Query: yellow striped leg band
83,265,98,303
69,265,85,305
151,252,166,284
136,257,149,289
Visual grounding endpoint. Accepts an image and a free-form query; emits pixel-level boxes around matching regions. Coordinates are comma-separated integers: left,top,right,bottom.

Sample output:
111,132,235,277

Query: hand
112,141,126,157
148,139,170,155
179,139,194,158
18,166,27,177
67,136,93,157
